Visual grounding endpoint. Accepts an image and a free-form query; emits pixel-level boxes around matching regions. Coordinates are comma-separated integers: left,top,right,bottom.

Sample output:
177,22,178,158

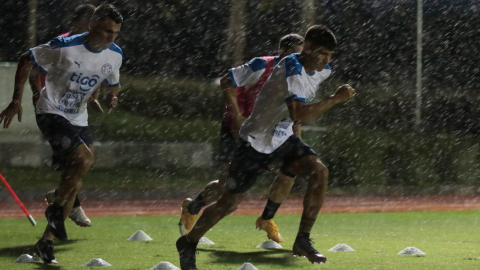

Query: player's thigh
287,155,328,180
226,141,268,194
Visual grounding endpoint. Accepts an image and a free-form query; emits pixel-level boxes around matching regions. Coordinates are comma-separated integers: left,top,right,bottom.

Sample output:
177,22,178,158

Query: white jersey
239,53,331,154
31,33,122,126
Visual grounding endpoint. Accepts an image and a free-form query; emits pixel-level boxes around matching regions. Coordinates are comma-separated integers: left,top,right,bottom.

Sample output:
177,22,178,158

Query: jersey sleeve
29,42,60,73
228,57,266,87
104,44,123,86
104,60,121,86
284,56,307,103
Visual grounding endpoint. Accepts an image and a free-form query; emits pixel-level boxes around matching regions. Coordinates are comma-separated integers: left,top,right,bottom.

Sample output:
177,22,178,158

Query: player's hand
293,121,302,140
231,115,246,138
332,84,356,104
0,101,23,129
105,92,118,113
89,99,104,113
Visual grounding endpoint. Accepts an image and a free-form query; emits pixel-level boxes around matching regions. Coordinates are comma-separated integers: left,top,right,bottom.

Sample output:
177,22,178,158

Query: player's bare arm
220,74,245,136
88,87,104,113
28,66,42,106
0,51,34,128
105,84,121,113
290,84,355,123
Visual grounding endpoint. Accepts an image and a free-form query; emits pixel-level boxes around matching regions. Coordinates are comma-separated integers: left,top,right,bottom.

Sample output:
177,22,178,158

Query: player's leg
287,154,328,264
34,114,93,263
256,172,295,243
36,143,93,263
177,140,265,270
179,120,234,235
45,145,93,227
50,143,93,236
67,135,93,227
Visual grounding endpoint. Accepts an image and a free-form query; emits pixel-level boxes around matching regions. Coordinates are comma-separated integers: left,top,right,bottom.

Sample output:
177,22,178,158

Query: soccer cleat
45,191,92,227
255,217,284,243
34,238,58,264
292,237,327,264
179,198,197,236
176,235,199,270
69,206,92,227
44,190,56,205
45,203,68,241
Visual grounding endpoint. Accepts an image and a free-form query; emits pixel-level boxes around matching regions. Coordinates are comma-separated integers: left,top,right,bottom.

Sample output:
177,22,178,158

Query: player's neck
84,34,104,52
298,53,315,74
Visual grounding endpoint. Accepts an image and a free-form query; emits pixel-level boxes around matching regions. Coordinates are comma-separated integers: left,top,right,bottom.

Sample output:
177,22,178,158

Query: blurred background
1,0,480,200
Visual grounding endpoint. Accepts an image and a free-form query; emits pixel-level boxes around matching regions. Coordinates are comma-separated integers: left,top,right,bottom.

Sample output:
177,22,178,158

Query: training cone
198,237,215,245
14,254,38,263
398,247,425,255
256,240,282,249
237,262,259,270
127,230,153,241
84,258,112,267
328,244,355,252
150,261,179,270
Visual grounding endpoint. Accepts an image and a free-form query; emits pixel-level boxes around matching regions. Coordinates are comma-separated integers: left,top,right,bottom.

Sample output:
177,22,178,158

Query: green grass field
1,211,480,269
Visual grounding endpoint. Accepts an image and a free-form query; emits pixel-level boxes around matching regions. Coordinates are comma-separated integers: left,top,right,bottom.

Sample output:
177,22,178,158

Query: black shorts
36,113,93,171
217,119,237,162
226,135,317,194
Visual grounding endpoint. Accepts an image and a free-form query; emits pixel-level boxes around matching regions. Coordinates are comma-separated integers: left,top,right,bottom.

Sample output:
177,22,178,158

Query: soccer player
0,4,123,263
176,25,355,269
179,34,305,243
28,3,98,229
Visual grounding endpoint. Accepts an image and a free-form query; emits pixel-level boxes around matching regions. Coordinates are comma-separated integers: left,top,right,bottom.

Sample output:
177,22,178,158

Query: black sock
296,232,310,239
261,199,282,220
73,195,81,208
188,195,206,215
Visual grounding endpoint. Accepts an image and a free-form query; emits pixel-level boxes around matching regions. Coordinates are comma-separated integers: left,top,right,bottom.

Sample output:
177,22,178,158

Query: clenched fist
332,84,356,104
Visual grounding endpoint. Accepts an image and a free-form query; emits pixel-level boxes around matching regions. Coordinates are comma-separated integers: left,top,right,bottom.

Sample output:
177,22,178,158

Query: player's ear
302,42,312,54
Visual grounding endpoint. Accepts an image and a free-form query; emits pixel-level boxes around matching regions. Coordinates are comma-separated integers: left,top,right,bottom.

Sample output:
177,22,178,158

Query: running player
28,3,97,229
179,34,305,243
176,25,355,269
0,4,123,263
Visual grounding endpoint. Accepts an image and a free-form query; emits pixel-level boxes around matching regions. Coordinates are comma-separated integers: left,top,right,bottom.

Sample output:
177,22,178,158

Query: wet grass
1,211,480,269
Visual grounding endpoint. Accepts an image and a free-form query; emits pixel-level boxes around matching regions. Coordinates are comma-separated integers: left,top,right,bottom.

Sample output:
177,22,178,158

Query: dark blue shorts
226,135,317,194
217,119,237,162
36,113,93,171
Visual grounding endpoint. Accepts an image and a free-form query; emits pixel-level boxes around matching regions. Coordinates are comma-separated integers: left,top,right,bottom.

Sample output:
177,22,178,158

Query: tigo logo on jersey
69,72,100,92
101,63,113,75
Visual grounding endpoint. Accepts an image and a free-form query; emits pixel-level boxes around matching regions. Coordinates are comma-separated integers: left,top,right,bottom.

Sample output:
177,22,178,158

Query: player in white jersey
0,4,123,264
179,34,305,243
177,25,355,269
29,3,97,229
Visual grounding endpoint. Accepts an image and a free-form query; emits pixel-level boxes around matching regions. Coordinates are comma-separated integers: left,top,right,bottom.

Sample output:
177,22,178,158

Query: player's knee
308,162,329,185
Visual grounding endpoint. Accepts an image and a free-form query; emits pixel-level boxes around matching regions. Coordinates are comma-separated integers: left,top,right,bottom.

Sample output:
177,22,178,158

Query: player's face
308,47,334,71
89,18,121,50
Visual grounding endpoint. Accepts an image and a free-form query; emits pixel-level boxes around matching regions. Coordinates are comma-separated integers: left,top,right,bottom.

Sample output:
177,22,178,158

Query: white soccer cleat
69,206,92,227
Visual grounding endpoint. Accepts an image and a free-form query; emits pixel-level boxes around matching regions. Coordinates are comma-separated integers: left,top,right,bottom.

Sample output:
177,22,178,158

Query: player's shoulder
246,57,270,72
284,53,303,77
49,33,87,49
107,42,123,57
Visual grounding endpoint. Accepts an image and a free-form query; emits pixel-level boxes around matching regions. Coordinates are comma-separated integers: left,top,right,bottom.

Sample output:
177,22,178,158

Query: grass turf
1,211,480,269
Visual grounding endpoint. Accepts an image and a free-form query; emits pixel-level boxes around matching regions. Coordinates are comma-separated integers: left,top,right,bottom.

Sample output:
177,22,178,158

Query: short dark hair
72,4,95,23
279,33,304,52
304,25,337,51
91,4,123,24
